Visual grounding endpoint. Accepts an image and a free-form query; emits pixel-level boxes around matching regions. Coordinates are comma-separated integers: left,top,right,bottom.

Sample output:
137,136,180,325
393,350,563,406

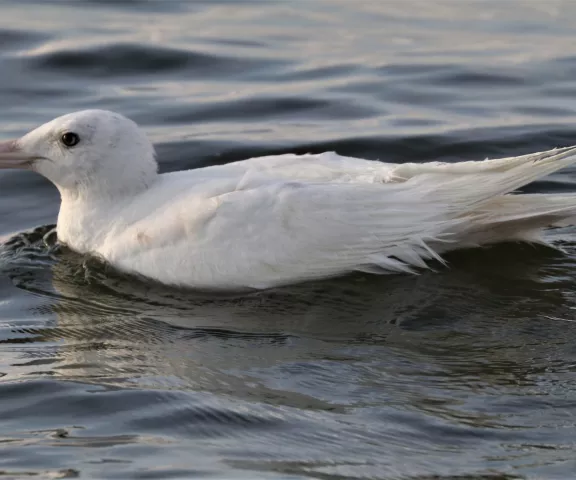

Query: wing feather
101,146,576,289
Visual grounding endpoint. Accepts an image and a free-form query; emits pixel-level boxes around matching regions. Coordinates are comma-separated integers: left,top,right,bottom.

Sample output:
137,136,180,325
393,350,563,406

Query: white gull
1,109,576,290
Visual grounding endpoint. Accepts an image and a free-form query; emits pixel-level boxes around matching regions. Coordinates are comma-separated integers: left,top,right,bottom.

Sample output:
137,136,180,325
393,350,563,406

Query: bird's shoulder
159,151,396,191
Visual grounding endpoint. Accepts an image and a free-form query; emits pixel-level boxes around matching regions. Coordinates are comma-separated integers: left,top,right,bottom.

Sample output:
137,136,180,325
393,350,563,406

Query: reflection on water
3,227,576,478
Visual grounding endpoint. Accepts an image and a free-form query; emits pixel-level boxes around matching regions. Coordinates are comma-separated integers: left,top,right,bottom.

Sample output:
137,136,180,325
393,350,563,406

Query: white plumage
1,109,576,290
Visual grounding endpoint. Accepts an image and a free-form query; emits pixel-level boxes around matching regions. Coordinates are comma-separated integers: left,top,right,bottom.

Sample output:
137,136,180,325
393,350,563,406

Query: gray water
2,1,576,479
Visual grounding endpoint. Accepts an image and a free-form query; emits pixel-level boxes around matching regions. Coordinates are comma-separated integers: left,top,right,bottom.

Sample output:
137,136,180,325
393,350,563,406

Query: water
2,1,576,478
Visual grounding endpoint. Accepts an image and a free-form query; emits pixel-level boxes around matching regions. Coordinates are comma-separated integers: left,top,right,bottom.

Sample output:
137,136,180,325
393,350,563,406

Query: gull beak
0,140,36,169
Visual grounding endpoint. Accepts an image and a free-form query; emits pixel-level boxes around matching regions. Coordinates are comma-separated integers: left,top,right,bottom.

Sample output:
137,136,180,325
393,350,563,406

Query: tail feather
405,146,576,255
480,194,576,223
391,145,576,181
442,194,576,250
411,146,576,209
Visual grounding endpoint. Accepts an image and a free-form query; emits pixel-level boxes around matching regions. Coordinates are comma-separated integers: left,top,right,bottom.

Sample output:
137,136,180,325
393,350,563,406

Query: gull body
1,109,576,290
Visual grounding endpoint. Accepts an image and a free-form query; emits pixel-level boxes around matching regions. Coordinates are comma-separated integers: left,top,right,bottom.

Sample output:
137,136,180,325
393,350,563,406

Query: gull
1,109,576,290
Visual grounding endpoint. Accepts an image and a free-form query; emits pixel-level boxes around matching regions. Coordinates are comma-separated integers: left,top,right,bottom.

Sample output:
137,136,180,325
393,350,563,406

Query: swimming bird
1,109,576,290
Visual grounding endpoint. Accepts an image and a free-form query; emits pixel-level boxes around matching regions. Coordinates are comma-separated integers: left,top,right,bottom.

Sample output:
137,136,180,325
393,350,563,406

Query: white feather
4,110,576,290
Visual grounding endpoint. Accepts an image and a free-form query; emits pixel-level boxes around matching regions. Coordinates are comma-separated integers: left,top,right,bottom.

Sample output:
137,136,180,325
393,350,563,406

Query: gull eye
60,132,80,147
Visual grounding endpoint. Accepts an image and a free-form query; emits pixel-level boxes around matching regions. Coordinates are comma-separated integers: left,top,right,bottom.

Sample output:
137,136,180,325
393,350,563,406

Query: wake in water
0,224,59,269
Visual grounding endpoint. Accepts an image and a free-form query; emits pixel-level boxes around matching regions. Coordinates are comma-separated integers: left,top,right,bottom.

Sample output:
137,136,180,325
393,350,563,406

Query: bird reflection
3,225,576,415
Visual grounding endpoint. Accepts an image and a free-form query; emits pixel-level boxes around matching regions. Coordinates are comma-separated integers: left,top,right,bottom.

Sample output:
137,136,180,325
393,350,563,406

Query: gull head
0,110,158,199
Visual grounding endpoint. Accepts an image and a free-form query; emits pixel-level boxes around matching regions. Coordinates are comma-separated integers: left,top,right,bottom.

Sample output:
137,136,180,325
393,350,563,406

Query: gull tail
414,146,576,251
453,194,576,247
349,145,576,276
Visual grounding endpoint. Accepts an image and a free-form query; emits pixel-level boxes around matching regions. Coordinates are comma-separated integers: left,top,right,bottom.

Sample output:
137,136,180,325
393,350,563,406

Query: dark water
2,1,576,478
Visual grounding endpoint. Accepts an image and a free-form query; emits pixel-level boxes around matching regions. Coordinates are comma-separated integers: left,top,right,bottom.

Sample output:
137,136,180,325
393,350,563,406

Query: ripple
0,29,49,52
152,95,379,127
7,0,190,13
427,68,529,88
29,42,287,80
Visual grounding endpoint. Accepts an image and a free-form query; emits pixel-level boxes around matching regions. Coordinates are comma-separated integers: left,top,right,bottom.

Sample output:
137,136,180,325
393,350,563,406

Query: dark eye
60,132,80,147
